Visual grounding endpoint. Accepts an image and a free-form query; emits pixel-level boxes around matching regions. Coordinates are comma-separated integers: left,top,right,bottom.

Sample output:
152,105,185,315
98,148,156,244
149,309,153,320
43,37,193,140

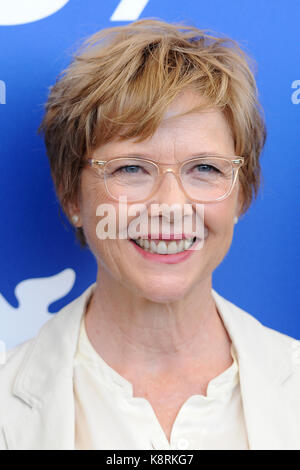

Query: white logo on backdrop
110,0,150,21
0,0,70,25
291,80,300,104
0,80,6,104
0,0,149,25
0,269,75,351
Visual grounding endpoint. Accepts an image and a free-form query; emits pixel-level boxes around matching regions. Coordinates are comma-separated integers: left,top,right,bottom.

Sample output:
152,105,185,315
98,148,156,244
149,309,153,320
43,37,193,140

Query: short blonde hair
38,18,266,247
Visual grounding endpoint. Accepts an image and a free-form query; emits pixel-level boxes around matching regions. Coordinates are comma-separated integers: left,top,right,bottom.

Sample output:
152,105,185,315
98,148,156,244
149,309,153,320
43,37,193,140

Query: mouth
130,236,198,254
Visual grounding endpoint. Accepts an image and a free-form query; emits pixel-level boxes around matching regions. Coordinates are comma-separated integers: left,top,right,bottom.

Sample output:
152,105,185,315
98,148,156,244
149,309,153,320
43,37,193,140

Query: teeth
157,241,167,254
133,237,196,254
184,239,193,250
177,240,184,252
167,241,178,254
150,241,157,252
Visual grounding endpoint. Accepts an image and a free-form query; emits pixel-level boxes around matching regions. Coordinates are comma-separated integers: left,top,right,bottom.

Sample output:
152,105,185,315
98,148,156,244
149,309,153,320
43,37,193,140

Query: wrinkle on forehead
92,90,235,164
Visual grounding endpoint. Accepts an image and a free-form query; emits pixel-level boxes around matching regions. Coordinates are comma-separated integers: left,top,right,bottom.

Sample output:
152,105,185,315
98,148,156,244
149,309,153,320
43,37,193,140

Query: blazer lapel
3,375,75,450
237,356,300,450
212,289,300,450
3,283,97,450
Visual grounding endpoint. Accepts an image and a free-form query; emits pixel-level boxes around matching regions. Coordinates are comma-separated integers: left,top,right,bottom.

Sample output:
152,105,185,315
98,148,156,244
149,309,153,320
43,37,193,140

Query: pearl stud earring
72,214,79,224
234,216,238,225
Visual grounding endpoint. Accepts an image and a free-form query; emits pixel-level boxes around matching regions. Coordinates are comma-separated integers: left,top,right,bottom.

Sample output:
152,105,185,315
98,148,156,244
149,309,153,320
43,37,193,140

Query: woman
1,19,300,451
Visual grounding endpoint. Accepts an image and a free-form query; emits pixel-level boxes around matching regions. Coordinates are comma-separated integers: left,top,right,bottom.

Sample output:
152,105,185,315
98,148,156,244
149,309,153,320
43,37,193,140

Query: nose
148,170,200,237
153,170,188,206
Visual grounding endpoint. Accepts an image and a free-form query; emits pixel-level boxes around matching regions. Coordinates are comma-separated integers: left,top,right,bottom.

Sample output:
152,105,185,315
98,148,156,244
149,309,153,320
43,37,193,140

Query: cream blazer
1,282,300,450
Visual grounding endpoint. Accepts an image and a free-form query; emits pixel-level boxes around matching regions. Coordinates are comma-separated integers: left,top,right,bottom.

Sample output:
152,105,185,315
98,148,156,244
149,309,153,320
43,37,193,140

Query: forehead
92,91,234,159
163,89,212,118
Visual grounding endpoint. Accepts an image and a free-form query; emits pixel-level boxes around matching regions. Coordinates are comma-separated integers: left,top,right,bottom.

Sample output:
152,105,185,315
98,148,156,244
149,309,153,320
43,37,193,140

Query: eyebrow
97,151,227,161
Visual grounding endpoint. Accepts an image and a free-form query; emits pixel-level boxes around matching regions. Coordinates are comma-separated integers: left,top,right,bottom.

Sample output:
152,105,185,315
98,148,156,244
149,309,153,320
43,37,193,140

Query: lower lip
129,239,200,264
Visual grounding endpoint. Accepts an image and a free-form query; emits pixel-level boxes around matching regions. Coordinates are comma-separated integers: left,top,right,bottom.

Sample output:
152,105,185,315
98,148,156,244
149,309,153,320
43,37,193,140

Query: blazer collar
212,289,299,449
211,289,294,385
8,283,300,449
4,284,96,450
12,283,97,408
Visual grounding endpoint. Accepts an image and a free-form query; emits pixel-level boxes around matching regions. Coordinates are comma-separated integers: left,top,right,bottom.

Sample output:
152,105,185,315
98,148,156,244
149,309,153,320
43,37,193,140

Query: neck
84,267,232,377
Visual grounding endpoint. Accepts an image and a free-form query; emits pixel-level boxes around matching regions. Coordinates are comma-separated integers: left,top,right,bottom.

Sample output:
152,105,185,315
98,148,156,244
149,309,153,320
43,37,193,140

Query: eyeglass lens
102,157,234,202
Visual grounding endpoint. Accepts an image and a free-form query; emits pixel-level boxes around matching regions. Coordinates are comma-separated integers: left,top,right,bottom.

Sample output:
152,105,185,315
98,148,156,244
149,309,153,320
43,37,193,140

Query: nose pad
154,170,187,206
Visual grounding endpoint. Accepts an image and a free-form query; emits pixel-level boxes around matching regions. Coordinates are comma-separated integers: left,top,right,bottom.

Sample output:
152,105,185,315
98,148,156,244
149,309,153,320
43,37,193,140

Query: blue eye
195,164,219,173
118,165,141,173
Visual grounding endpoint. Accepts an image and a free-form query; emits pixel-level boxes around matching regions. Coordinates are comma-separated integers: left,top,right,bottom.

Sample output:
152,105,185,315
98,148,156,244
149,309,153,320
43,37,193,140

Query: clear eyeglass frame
84,155,245,204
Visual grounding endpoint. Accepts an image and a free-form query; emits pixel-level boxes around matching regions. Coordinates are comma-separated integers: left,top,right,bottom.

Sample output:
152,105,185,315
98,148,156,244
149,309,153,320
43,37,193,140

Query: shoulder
213,287,300,341
0,337,34,377
0,282,96,405
0,337,37,410
0,336,36,449
212,288,300,360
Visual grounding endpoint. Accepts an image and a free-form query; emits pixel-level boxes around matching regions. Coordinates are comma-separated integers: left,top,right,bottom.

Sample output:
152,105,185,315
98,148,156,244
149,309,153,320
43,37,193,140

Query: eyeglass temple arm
87,158,106,167
232,158,244,167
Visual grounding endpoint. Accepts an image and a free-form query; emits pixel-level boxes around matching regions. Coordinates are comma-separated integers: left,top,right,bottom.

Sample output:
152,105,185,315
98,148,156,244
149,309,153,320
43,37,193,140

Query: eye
194,164,220,173
115,165,142,174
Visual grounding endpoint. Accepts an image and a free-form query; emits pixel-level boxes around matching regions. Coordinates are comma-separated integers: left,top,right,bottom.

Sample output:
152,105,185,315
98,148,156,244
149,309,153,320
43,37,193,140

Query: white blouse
73,312,249,450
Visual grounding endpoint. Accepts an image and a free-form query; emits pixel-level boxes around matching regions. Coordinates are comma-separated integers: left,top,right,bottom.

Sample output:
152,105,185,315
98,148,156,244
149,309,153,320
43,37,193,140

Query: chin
133,274,193,303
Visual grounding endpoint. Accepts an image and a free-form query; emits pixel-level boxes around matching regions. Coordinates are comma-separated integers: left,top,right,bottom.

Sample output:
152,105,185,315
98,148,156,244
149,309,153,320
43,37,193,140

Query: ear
235,183,244,219
66,197,82,228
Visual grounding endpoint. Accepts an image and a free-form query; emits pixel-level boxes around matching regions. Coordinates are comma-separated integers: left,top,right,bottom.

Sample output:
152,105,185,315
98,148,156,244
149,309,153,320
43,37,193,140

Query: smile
131,237,197,254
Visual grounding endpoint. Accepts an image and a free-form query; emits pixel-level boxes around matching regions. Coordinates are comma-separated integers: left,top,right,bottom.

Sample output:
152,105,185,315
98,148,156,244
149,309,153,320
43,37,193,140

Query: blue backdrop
0,0,299,350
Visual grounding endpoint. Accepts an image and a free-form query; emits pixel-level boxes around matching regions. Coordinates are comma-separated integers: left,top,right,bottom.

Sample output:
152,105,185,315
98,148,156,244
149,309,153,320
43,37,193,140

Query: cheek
203,180,240,235
79,179,109,250
203,201,235,240
199,203,235,275
79,181,131,268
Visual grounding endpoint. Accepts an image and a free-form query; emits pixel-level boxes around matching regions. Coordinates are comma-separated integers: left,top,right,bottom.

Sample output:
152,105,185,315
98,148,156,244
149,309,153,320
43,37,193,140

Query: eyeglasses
84,155,244,203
